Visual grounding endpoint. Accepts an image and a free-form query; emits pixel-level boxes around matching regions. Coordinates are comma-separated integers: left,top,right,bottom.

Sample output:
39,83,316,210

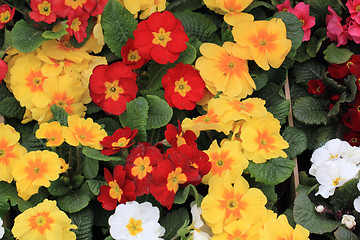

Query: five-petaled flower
0,4,15,29
101,127,138,156
30,0,58,24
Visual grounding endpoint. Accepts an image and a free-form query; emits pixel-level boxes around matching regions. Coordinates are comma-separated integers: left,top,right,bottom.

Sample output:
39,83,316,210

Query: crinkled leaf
146,95,173,130
324,43,353,64
315,125,337,149
42,23,68,39
295,42,311,62
334,226,359,240
0,97,25,119
0,196,10,213
306,27,327,57
70,207,94,240
323,74,347,92
304,0,342,26
82,146,125,162
174,184,202,206
299,171,318,187
51,104,69,126
101,0,137,57
293,97,329,125
166,0,203,11
267,99,290,125
282,126,307,159
251,67,268,91
96,117,121,135
119,97,149,141
48,178,70,197
221,21,233,44
244,0,274,11
247,157,296,185
86,179,106,196
291,60,327,84
160,207,189,240
11,20,45,53
294,192,340,234
0,181,34,212
57,183,93,213
330,178,359,212
344,74,357,103
71,175,85,189
83,157,99,179
140,89,165,99
85,102,102,115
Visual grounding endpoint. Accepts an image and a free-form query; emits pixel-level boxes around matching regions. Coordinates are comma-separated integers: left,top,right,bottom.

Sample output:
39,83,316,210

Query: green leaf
160,207,189,240
315,125,337,149
173,10,217,42
101,0,137,57
145,95,173,130
86,179,106,196
2,29,12,52
306,27,327,57
344,74,357,103
247,157,296,185
251,67,268,91
267,99,290,125
253,182,277,209
324,43,353,64
70,207,94,240
0,182,34,212
57,183,93,213
0,97,25,119
295,42,311,62
96,117,121,135
84,102,102,115
42,24,68,40
51,104,69,126
330,178,359,212
11,20,45,53
282,126,307,159
71,175,85,189
174,184,201,205
299,171,318,187
273,12,304,55
82,146,125,162
294,192,340,234
304,0,342,25
334,226,359,240
293,97,329,125
221,21,233,44
323,74,347,92
244,0,275,12
291,60,327,84
83,157,99,179
48,178,70,197
166,0,203,11
119,97,149,141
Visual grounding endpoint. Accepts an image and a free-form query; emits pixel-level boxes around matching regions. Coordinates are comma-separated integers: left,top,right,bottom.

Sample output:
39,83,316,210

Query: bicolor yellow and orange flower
240,113,289,163
62,115,107,150
12,150,62,200
12,199,77,240
232,18,292,70
195,42,255,99
202,140,248,184
36,121,65,147
211,218,260,240
201,174,267,234
0,123,27,183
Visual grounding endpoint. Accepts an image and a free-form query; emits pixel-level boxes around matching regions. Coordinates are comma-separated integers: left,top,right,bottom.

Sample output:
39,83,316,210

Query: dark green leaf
174,184,201,205
295,42,311,62
324,43,353,64
291,60,327,84
334,226,359,240
48,178,70,197
166,0,203,11
306,27,327,57
247,157,296,185
323,74,347,92
102,0,137,57
0,182,34,212
294,192,340,234
244,0,275,11
299,171,318,187
51,105,69,126
0,97,25,119
146,95,173,130
160,207,189,240
304,0,342,25
83,157,99,179
282,126,307,159
11,20,45,53
330,178,359,212
96,117,121,135
0,196,10,213
70,207,94,240
82,146,125,162
253,182,277,209
86,179,105,196
71,175,85,189
251,67,268,91
119,97,149,141
344,75,357,103
267,99,290,125
293,97,329,125
57,183,93,213
85,102,102,115
315,125,337,149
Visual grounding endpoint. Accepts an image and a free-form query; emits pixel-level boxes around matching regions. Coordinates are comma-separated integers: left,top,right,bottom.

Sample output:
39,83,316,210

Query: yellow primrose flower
211,219,260,240
63,115,107,150
260,214,310,240
201,174,267,234
0,123,27,183
208,96,268,122
182,109,233,137
9,54,51,109
204,0,254,26
36,121,65,147
139,0,166,19
12,199,77,240
60,158,70,173
240,113,289,163
195,42,255,99
12,150,62,200
202,140,248,184
120,0,153,16
232,18,292,71
83,15,104,54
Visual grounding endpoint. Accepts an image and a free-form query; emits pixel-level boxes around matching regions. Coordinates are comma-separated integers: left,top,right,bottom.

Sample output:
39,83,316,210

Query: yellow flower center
351,138,358,143
80,134,86,139
127,50,141,62
204,116,211,122
330,154,338,159
109,180,123,201
175,133,186,147
50,137,56,142
166,167,187,192
356,5,360,12
0,11,10,23
34,167,40,173
174,77,192,97
126,218,143,236
65,0,86,9
227,199,238,209
228,61,236,69
259,39,267,46
29,211,54,234
260,139,267,145
56,100,67,108
217,159,224,166
300,19,305,25
112,137,130,148
105,81,124,101
152,28,172,47
26,70,47,92
333,177,344,186
131,156,153,180
38,1,52,16
70,17,81,32
0,149,4,157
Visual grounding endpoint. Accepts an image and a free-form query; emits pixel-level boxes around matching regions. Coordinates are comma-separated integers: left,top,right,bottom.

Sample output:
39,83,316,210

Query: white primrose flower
309,139,351,176
108,201,165,240
190,202,212,240
0,217,4,239
341,214,356,229
353,181,360,213
315,160,358,198
342,146,360,165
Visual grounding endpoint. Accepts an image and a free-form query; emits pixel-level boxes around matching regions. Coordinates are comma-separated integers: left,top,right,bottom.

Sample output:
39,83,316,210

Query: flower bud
341,214,356,230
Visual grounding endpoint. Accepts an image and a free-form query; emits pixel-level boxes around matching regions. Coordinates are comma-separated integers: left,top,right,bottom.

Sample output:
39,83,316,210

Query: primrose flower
101,127,138,156
121,38,148,70
341,214,356,230
30,0,58,24
347,0,360,24
63,114,108,150
326,6,350,47
164,120,197,148
66,8,90,43
240,113,289,163
195,42,255,99
190,201,212,239
139,0,166,19
12,199,77,240
288,2,315,41
36,121,65,147
276,0,292,12
108,201,165,240
201,174,267,234
0,4,15,29
120,0,154,16
12,150,62,200
211,219,259,240
232,18,292,71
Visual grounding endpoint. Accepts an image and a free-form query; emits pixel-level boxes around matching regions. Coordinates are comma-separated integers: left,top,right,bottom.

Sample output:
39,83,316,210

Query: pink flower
348,20,360,44
326,6,350,46
346,0,360,24
288,2,315,41
276,0,292,12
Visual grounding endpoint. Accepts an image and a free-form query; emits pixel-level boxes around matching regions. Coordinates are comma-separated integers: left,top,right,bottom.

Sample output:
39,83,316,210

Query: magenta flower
346,0,360,24
326,6,350,46
276,0,292,12
348,20,360,44
288,2,315,41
